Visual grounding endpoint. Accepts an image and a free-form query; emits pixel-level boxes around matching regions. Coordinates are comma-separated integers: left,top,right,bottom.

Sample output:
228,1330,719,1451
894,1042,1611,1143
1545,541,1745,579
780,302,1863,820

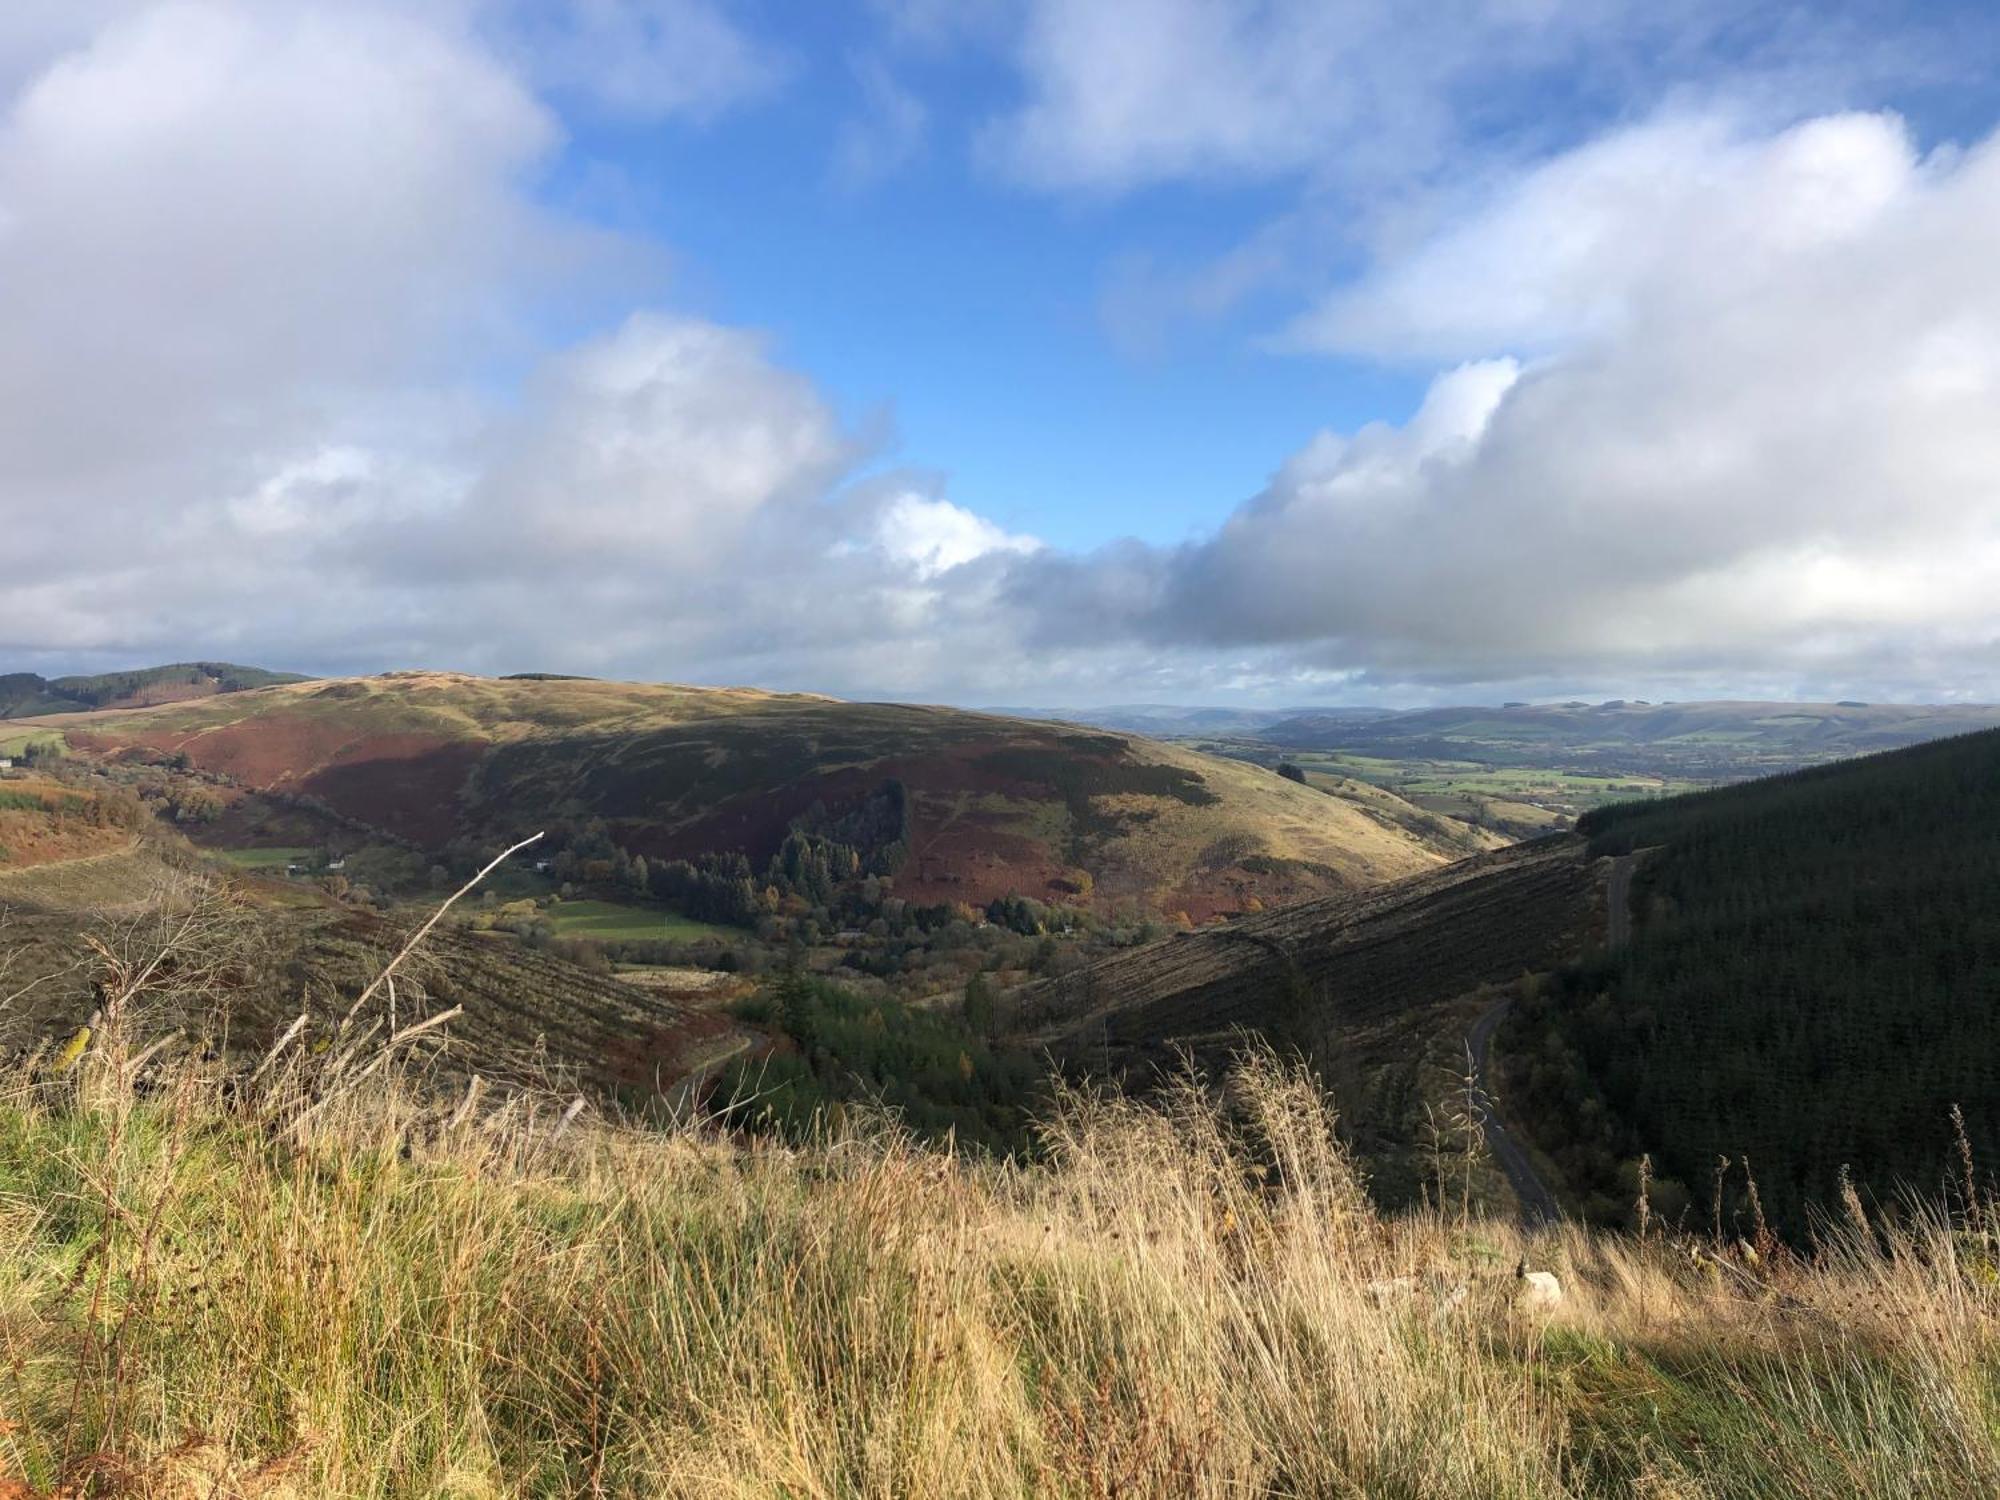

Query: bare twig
335,832,543,1034
250,1008,311,1084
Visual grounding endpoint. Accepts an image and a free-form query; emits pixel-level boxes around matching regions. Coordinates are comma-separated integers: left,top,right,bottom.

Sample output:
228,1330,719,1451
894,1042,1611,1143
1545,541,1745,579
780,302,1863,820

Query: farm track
1468,994,1560,1228
0,838,152,912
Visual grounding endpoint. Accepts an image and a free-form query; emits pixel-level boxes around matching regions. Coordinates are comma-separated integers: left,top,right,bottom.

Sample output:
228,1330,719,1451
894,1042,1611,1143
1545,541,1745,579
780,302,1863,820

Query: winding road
1467,852,1639,1230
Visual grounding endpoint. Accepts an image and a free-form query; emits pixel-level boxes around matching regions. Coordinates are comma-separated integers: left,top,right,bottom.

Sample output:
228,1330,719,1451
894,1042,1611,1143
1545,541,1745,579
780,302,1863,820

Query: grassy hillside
0,662,307,718
26,672,1489,917
6,1041,1999,1497
1505,729,2000,1236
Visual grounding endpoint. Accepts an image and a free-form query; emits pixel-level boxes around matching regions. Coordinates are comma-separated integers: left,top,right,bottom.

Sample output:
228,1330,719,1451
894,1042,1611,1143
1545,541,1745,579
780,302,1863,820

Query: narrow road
1466,852,1640,1229
1467,995,1560,1229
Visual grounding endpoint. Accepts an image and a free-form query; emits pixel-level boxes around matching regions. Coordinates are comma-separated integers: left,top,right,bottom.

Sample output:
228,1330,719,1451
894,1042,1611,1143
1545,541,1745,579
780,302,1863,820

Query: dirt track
1468,993,1560,1227
1468,852,1640,1229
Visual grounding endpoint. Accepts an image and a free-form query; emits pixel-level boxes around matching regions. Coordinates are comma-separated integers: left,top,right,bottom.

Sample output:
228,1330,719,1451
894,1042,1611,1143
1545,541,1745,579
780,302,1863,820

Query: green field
543,899,736,942
0,731,64,759
1268,748,1708,820
213,845,313,871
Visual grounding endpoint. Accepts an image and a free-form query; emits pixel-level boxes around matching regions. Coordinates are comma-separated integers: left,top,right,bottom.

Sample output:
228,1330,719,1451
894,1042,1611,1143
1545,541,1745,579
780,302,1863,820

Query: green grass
1281,750,1708,812
0,731,64,759
543,898,735,941
211,845,312,871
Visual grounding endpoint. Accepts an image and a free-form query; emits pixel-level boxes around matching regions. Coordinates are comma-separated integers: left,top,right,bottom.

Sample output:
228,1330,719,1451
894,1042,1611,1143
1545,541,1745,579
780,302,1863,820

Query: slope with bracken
24,671,1497,918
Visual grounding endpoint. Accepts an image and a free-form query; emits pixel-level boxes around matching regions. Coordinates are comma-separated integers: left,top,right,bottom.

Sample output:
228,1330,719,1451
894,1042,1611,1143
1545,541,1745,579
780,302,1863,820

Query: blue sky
4,1,2000,705
543,0,1996,552
548,9,1422,551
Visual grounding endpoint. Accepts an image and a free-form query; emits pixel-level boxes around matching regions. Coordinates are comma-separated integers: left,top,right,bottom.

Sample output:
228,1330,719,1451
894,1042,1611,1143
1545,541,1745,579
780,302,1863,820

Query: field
5,1043,1999,1497
210,844,311,871
541,898,735,942
0,730,64,759
1192,742,1700,836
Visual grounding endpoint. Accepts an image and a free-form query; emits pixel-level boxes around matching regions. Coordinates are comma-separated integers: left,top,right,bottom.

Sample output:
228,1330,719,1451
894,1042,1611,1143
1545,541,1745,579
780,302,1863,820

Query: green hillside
1506,729,2000,1236
0,661,307,717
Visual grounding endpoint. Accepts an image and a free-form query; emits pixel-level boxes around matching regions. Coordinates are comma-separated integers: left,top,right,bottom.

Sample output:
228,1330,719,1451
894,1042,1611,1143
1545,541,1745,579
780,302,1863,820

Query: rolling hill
14,672,1494,918
1256,698,2000,778
0,661,307,718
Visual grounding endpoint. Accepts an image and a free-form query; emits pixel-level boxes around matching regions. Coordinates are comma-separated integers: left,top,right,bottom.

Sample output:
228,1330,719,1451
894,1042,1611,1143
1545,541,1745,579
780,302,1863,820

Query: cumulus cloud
1005,109,2000,696
5,2,2000,709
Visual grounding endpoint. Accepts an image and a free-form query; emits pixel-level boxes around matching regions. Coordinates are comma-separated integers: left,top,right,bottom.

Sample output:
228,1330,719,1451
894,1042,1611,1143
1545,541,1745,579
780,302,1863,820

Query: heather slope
28,672,1490,915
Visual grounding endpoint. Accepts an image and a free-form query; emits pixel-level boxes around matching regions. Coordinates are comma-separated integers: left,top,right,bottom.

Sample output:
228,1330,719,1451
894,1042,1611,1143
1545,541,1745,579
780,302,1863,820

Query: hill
983,703,1394,737
0,661,307,718
1505,727,2000,1236
22,672,1493,918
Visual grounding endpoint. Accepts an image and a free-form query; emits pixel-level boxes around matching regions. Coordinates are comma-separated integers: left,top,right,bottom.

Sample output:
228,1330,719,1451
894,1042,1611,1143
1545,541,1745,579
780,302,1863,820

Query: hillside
0,775,146,872
1505,728,2000,1235
0,661,307,718
21,672,1493,918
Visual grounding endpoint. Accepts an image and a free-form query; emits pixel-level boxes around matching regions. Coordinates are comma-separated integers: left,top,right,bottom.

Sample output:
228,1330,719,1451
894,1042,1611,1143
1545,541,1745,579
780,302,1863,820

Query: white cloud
980,0,1977,195
982,0,1633,190
872,494,1041,579
1004,108,2000,697
1284,111,1916,360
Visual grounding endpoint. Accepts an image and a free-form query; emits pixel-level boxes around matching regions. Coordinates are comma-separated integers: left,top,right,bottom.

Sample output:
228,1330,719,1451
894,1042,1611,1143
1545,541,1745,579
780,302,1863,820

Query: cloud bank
1010,111,2000,696
1,3,1997,706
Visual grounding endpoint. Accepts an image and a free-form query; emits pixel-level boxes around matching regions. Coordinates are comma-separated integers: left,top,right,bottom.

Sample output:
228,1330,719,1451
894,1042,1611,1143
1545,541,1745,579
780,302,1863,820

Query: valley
6,666,2000,1238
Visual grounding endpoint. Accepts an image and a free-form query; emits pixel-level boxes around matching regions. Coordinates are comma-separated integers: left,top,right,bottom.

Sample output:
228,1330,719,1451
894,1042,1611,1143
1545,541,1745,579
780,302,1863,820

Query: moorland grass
3,871,1996,1496
3,1034,1999,1497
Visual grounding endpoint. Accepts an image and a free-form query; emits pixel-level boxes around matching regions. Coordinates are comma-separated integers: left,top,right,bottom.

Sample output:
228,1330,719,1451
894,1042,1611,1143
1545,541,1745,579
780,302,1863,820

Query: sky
3,0,2000,707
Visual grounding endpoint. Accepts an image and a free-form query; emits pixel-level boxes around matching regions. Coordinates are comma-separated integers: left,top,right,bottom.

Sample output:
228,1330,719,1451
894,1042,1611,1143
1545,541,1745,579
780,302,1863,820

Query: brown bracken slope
24,672,1500,917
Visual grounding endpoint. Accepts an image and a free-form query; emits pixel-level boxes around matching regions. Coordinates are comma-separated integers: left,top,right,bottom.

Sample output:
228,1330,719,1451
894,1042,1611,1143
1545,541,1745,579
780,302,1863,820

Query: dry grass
1,888,1998,1495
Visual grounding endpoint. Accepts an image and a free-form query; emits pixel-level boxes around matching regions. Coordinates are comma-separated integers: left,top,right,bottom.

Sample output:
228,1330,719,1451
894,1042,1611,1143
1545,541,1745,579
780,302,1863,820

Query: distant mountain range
1253,699,2000,776
998,698,2000,779
983,704,1396,737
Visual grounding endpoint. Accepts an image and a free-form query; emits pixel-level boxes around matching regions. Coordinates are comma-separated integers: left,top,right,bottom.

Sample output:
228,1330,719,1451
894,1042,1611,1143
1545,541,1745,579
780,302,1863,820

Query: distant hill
18,672,1492,917
986,704,1396,738
1507,728,2000,1235
1257,699,2000,778
0,661,308,718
